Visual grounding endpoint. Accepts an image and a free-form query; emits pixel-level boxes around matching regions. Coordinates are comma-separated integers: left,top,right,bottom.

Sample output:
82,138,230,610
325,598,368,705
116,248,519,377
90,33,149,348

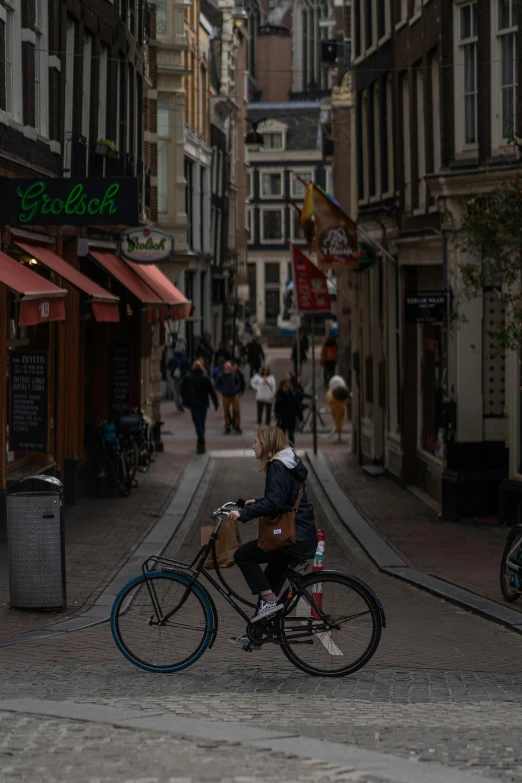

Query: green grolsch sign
0,177,139,226
120,226,174,264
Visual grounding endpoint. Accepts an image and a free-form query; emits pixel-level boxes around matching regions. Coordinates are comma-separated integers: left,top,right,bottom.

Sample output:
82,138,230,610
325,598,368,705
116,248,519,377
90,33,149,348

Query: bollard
311,530,325,618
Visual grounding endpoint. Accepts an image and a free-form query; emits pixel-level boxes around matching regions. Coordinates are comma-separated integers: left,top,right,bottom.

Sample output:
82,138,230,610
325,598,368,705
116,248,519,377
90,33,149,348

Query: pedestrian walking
291,332,309,377
320,331,338,389
251,365,276,426
167,341,191,412
246,336,265,380
227,427,318,648
214,342,232,368
231,360,246,395
195,335,213,370
180,361,219,454
326,375,349,443
274,378,300,445
215,361,242,434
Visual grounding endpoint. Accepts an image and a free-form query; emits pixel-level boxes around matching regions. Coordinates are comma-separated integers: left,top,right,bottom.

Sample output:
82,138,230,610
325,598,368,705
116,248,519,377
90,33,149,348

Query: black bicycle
500,523,522,601
98,422,133,498
111,502,385,677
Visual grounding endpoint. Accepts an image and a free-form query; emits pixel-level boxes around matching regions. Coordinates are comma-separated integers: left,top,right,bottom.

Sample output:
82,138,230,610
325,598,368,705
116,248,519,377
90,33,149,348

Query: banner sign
0,177,139,226
292,245,331,314
10,352,48,452
120,226,174,264
405,292,448,324
313,186,358,270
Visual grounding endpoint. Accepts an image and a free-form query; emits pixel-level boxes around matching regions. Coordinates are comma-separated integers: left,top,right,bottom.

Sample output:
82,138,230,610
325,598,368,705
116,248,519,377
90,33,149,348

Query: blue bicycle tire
111,571,214,673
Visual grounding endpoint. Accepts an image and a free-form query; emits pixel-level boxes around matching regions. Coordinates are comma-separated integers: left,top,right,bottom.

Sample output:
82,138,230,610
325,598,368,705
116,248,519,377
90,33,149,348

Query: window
385,75,393,193
265,263,280,284
361,91,369,201
34,0,49,136
372,83,381,197
262,132,283,149
246,0,261,79
98,45,108,140
261,171,283,197
185,158,194,249
293,0,329,93
82,36,92,141
246,207,254,243
377,0,386,39
199,67,206,136
156,0,167,34
157,99,169,214
354,0,361,57
247,170,253,199
290,170,314,198
365,0,373,49
416,68,426,210
261,209,284,242
497,0,518,141
401,74,411,210
431,55,441,172
64,19,75,174
4,0,22,123
291,210,306,243
459,3,478,145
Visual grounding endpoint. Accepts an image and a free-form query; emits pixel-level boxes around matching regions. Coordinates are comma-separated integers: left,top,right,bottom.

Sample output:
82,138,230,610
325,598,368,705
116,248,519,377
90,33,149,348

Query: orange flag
312,185,358,270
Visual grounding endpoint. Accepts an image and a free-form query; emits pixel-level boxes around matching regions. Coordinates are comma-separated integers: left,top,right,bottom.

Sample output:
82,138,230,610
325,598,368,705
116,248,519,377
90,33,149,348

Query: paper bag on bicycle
258,485,303,552
200,518,242,569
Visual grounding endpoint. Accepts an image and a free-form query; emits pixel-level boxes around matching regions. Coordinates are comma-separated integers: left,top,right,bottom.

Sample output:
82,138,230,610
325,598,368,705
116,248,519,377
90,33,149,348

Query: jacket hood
273,448,308,482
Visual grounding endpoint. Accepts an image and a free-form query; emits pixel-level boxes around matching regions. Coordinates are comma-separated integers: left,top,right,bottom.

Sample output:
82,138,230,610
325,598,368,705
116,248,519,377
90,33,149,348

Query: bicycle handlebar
210,501,237,520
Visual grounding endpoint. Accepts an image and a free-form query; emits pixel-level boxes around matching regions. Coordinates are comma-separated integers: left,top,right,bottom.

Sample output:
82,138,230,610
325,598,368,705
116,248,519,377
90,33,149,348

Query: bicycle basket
119,413,143,434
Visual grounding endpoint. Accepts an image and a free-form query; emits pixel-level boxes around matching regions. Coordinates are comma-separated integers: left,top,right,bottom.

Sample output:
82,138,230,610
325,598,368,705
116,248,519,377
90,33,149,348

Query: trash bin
7,475,66,610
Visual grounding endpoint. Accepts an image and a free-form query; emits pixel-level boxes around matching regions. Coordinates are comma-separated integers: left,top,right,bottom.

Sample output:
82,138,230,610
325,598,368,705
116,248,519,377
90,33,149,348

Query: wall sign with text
0,177,139,226
10,352,48,453
405,292,448,324
120,226,174,264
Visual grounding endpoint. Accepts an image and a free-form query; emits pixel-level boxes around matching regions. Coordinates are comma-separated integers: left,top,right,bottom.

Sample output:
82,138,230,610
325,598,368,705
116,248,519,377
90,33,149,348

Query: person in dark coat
215,361,242,434
214,342,232,368
227,427,318,644
274,379,300,445
167,341,191,412
246,337,265,380
181,361,218,454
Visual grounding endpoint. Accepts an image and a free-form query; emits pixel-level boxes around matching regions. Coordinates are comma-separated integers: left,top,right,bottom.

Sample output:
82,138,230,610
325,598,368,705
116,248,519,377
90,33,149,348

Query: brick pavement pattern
0,452,190,639
324,450,518,612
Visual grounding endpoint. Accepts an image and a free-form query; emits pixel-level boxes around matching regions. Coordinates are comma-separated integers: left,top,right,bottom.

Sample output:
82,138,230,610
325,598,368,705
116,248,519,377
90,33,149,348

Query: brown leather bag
258,485,303,552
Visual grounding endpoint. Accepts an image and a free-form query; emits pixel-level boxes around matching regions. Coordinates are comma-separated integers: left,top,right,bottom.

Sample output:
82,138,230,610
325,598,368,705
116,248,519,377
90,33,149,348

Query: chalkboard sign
10,352,48,452
111,344,130,415
405,292,448,324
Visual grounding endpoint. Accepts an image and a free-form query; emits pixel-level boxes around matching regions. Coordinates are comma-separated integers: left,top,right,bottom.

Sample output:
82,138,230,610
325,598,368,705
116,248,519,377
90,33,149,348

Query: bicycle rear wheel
277,572,382,677
500,527,522,602
111,572,214,672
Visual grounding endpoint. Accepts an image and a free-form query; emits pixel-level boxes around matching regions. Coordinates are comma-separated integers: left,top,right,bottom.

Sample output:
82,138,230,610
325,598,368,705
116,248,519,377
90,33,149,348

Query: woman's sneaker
251,598,284,623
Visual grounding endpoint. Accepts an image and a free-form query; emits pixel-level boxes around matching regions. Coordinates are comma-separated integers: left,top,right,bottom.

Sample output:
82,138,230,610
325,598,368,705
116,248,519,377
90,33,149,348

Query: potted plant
95,138,117,158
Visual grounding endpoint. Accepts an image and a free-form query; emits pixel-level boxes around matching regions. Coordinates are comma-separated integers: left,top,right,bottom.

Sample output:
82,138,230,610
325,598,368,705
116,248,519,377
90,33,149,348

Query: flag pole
311,315,317,456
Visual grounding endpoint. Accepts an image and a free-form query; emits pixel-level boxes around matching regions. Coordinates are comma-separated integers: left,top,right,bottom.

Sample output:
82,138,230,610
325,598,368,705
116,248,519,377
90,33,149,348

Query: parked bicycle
98,421,133,498
297,397,335,439
500,524,522,601
111,501,385,676
118,410,154,483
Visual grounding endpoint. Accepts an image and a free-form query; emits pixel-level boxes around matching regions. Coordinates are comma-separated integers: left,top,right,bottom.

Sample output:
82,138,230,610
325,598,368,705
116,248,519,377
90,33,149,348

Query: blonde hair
255,427,290,471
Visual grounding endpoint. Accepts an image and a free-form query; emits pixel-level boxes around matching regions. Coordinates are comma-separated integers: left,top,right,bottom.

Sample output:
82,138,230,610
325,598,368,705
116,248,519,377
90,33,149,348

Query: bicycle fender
301,569,386,629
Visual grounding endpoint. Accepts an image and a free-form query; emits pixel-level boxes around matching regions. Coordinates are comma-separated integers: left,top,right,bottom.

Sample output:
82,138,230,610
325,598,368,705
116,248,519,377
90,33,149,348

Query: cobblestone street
1,449,522,782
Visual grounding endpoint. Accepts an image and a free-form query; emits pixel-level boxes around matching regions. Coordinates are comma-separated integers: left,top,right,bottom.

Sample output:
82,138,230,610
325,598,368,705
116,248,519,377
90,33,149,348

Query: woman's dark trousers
191,407,207,451
256,401,272,426
234,540,295,594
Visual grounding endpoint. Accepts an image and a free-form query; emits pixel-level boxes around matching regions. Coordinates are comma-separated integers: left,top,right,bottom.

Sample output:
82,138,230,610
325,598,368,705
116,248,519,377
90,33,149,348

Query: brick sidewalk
325,450,518,612
0,451,190,639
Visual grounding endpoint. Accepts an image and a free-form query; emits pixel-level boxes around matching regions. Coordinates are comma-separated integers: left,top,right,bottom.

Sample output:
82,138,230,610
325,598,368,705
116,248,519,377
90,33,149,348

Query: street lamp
233,0,248,26
244,118,267,151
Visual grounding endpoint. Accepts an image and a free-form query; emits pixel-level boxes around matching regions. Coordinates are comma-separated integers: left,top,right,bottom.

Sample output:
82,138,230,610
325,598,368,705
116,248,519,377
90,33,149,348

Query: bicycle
98,422,133,498
111,502,386,677
500,524,522,601
297,398,335,439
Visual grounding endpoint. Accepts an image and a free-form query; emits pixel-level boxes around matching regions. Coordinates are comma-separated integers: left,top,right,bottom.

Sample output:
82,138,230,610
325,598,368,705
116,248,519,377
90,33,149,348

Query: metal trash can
7,475,66,610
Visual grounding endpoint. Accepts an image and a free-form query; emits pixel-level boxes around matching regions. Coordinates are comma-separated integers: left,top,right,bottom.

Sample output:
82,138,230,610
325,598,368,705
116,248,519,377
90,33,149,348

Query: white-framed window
98,45,108,140
290,169,314,198
246,207,254,243
246,169,253,199
416,68,426,211
157,98,169,214
156,0,167,35
455,2,478,150
260,207,284,243
81,35,92,141
261,132,283,150
34,0,49,136
4,0,22,124
260,170,283,198
290,209,306,243
493,0,518,145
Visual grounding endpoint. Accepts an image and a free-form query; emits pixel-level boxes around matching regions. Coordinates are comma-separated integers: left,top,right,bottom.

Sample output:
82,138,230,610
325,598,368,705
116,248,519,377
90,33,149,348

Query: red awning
17,243,120,323
89,251,167,323
122,261,192,320
0,250,66,326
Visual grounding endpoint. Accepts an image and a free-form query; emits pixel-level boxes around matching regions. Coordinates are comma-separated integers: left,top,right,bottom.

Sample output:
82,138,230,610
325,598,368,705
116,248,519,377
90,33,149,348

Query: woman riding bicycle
227,427,318,629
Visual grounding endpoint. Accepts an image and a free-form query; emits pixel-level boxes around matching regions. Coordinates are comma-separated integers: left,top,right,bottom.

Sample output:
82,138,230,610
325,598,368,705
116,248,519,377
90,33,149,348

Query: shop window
419,324,444,457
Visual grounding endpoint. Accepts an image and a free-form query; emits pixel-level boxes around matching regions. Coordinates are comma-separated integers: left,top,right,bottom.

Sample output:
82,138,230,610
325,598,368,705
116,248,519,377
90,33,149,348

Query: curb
306,450,522,635
0,698,500,783
0,454,211,648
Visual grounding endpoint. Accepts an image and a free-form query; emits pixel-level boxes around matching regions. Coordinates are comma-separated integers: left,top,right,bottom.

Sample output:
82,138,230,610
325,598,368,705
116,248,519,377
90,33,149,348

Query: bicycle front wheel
312,408,335,439
111,572,214,673
500,527,522,602
278,572,382,677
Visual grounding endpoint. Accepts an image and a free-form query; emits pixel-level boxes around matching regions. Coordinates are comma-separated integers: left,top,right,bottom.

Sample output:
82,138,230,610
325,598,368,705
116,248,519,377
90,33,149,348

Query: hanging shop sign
0,177,139,226
10,352,48,453
111,344,130,415
292,245,331,314
120,226,174,264
405,292,448,324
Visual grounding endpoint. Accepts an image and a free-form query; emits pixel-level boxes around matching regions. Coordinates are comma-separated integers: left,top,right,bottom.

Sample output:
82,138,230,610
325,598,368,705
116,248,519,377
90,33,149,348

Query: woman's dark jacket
238,451,317,556
181,368,218,409
274,390,299,427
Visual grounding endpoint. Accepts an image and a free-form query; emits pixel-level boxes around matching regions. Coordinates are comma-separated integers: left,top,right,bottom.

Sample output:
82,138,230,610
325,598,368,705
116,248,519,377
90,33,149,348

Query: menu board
111,344,130,415
10,352,48,453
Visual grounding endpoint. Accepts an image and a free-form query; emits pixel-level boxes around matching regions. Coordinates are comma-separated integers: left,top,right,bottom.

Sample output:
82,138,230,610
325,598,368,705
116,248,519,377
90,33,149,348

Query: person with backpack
181,361,219,453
